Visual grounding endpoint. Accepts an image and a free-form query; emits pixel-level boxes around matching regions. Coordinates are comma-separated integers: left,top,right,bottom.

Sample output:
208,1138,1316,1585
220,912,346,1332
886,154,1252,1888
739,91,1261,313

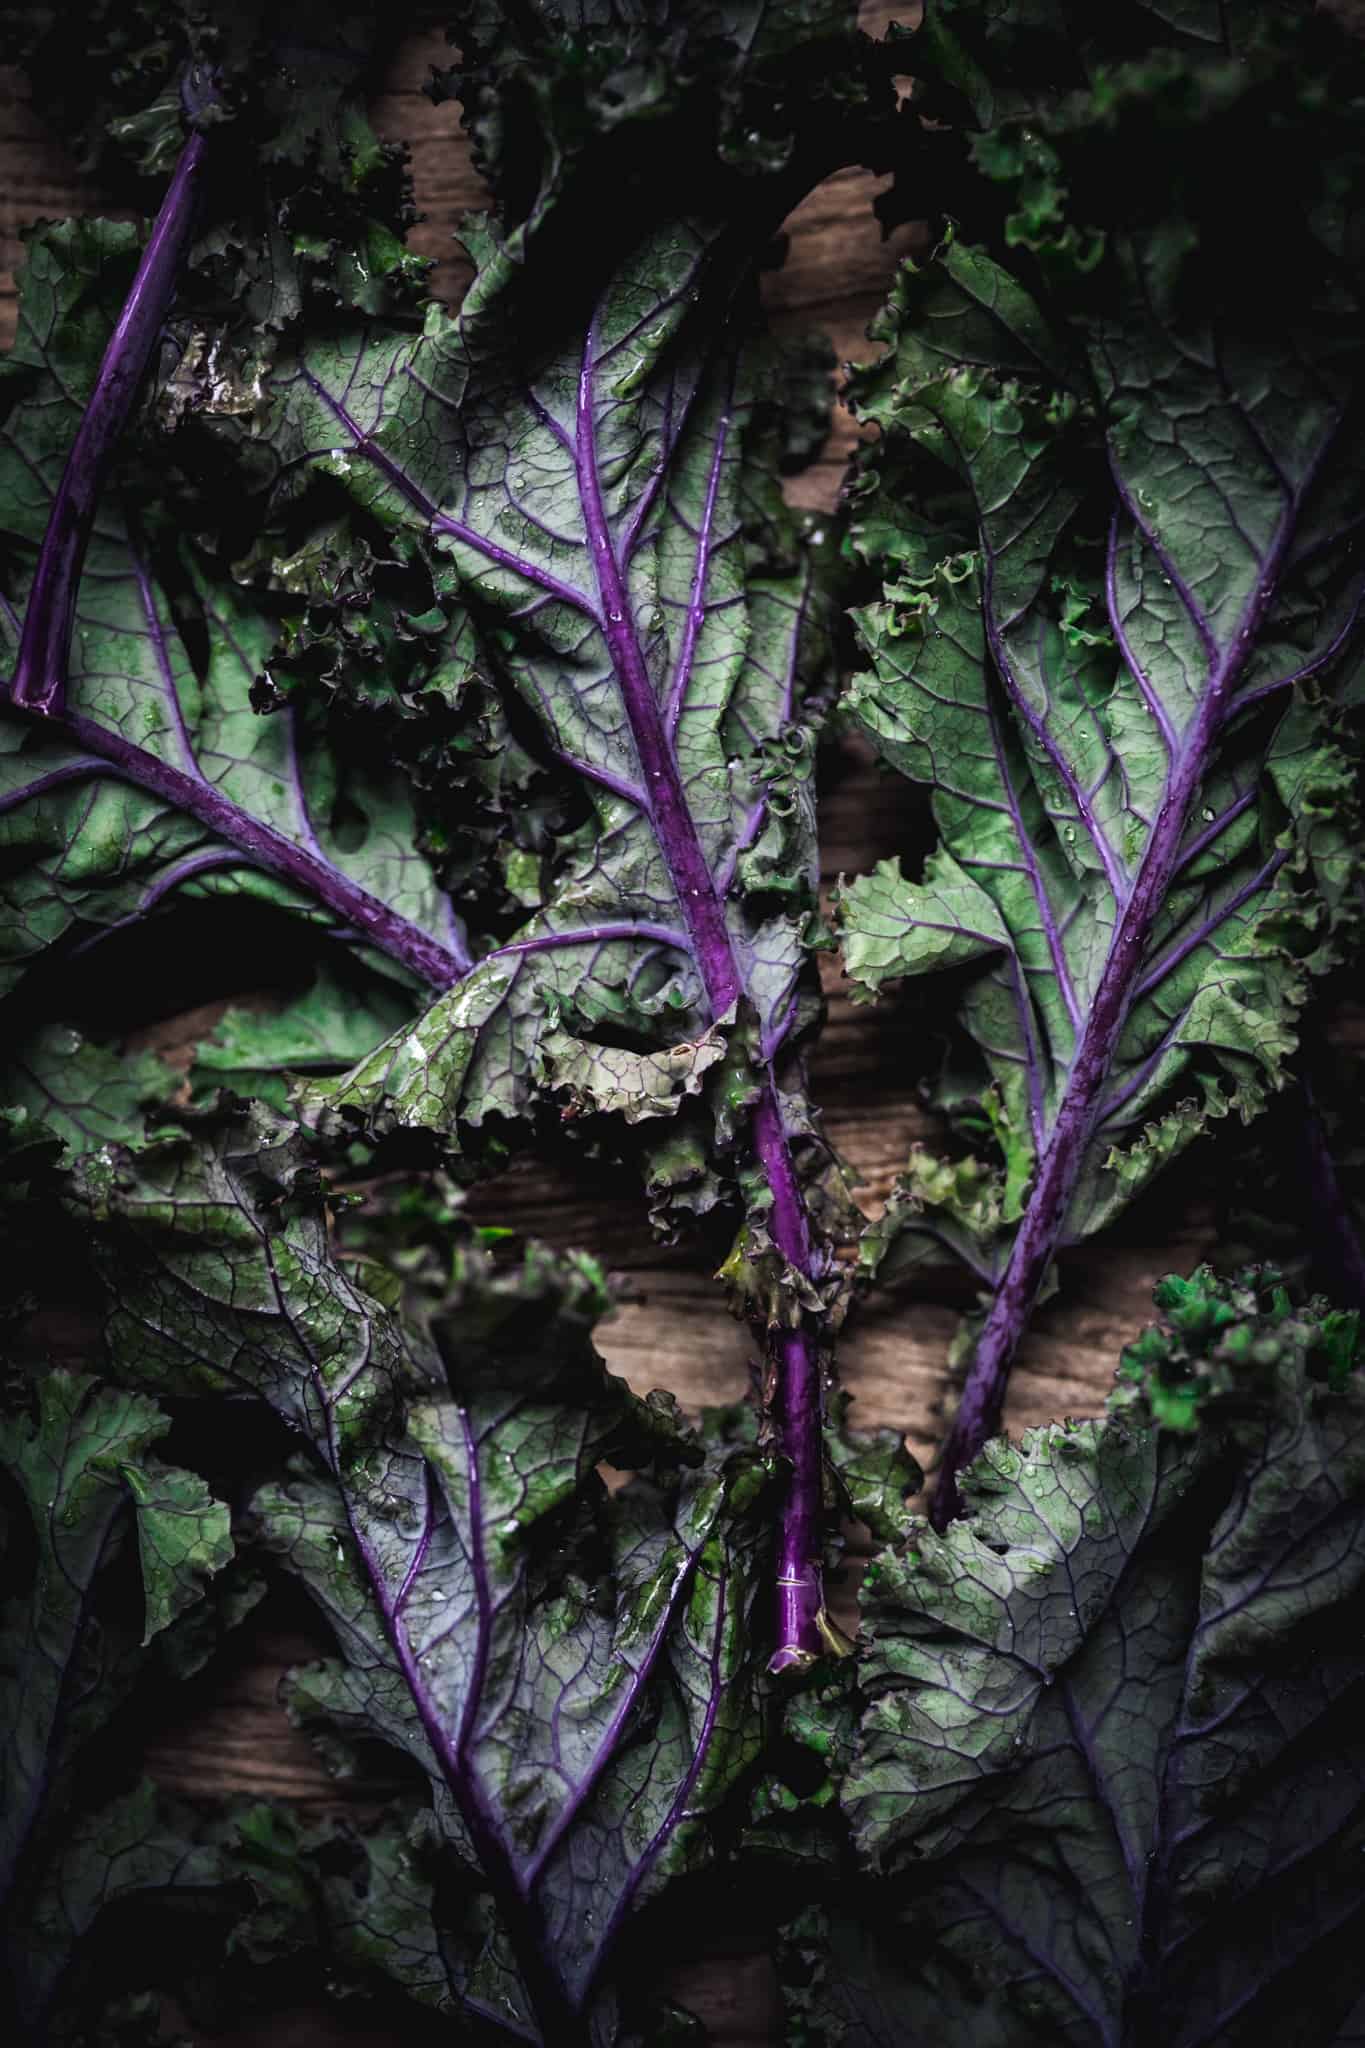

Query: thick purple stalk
11,130,209,716
929,501,1309,1531
574,330,827,1672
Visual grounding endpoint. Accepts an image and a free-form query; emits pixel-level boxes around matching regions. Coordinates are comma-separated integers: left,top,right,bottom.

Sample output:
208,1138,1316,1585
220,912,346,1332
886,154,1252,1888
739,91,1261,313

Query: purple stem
59,709,465,988
930,470,1325,1530
11,129,209,716
573,324,827,1672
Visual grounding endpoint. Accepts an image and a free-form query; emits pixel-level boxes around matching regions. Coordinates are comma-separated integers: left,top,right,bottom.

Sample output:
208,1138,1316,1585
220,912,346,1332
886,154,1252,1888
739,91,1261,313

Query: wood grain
1,6,1230,2040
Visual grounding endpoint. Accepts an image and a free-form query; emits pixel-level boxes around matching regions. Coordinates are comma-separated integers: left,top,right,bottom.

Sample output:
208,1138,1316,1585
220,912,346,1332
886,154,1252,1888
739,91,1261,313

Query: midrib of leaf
56,701,468,986
931,414,1341,1526
10,130,210,716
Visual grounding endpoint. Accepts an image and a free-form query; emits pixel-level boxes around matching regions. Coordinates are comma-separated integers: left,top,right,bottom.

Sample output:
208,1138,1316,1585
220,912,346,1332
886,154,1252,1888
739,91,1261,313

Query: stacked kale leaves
2,1,1364,2040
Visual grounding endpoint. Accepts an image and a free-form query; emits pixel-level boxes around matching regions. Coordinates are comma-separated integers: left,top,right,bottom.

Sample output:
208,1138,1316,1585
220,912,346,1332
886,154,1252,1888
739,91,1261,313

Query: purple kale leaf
0,220,477,1116
243,178,865,1665
838,8,1365,1520
67,1102,775,2041
793,1266,1365,2048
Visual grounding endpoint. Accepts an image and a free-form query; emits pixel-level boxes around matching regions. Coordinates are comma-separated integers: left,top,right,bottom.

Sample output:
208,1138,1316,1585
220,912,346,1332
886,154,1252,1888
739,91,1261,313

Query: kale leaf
839,1,1365,1518
785,1265,1365,2046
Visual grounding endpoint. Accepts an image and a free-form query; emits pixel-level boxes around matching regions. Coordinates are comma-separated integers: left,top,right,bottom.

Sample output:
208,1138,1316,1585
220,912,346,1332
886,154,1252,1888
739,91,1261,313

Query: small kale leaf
440,0,901,219
1113,1260,1360,1428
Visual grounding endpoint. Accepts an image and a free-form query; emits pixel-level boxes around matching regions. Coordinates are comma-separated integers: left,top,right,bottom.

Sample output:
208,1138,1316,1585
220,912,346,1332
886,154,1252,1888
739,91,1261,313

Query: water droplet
608,608,623,623
1201,807,1215,823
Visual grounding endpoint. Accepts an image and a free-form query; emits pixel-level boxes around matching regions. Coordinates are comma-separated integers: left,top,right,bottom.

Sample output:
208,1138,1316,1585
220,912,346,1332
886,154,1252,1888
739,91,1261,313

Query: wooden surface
1,8,1228,2041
